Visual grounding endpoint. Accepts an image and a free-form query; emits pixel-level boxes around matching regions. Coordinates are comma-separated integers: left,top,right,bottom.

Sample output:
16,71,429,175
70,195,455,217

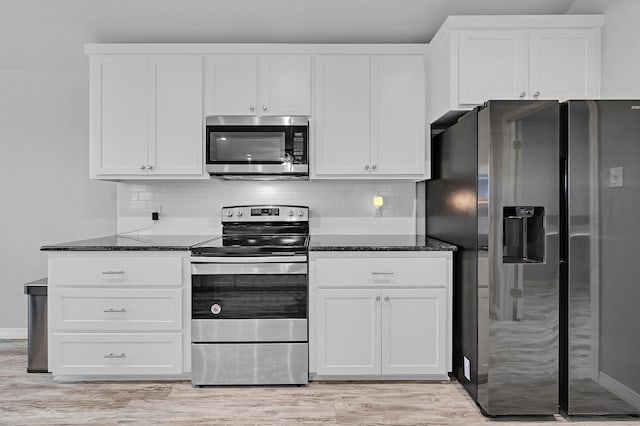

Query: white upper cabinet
204,56,257,116
457,30,528,106
204,55,311,116
528,29,600,101
148,55,203,175
371,56,425,175
90,54,204,179
90,55,149,176
314,54,426,179
314,56,371,175
259,56,312,116
429,15,603,123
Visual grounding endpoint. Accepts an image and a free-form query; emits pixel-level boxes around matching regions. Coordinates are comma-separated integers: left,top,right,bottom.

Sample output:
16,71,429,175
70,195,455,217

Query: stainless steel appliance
424,99,640,416
205,117,309,179
190,205,309,386
560,100,640,415
426,100,560,415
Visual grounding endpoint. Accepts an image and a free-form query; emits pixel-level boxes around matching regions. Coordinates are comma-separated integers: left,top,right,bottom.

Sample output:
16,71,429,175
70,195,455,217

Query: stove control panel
222,205,309,223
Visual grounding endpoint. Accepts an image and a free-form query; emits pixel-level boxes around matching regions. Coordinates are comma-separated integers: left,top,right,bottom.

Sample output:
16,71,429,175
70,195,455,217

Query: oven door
191,260,308,342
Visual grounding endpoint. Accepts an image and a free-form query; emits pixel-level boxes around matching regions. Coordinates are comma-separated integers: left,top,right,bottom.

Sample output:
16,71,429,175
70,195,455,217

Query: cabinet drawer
50,256,182,286
314,257,447,287
51,333,182,376
51,288,182,332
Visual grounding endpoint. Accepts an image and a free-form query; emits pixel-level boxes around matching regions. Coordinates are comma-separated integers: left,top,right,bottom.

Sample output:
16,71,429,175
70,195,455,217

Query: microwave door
210,131,285,164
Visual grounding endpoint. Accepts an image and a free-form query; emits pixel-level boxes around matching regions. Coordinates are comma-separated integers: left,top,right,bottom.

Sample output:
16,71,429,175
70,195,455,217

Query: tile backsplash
118,180,417,235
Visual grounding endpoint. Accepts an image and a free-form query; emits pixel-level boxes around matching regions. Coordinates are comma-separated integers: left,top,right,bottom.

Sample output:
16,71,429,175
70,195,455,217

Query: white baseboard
0,328,27,339
599,371,640,409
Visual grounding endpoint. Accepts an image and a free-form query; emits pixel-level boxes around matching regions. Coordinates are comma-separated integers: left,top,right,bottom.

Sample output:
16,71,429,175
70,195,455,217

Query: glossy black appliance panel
192,274,307,319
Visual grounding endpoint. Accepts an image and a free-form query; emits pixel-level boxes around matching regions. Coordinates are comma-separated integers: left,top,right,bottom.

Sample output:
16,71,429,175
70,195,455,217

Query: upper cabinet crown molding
428,15,603,125
84,44,428,55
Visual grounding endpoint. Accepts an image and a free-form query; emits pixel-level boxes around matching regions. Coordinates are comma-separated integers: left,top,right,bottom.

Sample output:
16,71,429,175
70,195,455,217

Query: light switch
609,167,624,188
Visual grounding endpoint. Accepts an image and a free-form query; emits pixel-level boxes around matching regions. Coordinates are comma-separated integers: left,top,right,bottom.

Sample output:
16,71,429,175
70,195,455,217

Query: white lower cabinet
47,252,190,379
381,288,446,375
316,288,381,375
51,333,182,376
310,251,452,380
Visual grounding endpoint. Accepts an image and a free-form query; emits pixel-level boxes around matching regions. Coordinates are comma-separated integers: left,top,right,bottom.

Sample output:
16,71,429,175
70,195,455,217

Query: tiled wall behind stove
119,180,415,221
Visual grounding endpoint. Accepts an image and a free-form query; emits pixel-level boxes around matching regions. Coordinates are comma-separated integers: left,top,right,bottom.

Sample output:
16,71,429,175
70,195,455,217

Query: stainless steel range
190,205,309,386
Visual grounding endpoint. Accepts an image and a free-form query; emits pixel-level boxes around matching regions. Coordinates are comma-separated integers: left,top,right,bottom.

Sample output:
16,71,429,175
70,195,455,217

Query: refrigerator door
477,100,560,415
566,100,640,415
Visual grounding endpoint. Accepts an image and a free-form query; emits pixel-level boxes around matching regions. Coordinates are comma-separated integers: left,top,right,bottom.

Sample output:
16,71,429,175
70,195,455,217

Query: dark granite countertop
309,235,457,251
41,235,220,251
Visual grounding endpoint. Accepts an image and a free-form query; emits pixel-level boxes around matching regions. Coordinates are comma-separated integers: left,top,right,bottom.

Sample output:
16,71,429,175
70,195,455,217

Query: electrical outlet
463,356,471,381
609,166,624,188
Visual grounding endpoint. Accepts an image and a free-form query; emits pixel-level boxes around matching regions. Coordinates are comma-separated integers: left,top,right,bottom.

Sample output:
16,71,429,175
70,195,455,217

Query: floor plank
1,340,638,425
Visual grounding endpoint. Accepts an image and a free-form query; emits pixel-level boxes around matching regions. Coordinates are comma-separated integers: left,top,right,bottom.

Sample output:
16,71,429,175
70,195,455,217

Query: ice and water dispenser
503,206,545,263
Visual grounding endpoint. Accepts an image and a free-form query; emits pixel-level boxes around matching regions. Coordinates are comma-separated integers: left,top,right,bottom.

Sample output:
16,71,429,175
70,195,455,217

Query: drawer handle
103,352,126,359
101,270,125,275
371,272,395,276
103,308,126,313
384,296,390,302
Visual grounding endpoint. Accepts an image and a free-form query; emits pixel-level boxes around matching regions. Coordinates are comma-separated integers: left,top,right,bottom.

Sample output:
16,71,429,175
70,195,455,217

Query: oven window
209,132,285,163
192,274,307,319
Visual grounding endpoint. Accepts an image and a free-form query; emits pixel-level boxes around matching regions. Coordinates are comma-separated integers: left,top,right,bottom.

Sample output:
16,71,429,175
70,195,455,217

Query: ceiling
1,0,577,68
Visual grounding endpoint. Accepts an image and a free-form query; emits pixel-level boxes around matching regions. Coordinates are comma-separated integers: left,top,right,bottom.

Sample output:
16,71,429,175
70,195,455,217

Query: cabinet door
148,55,203,175
314,56,371,176
370,56,425,175
529,29,601,100
457,30,528,105
204,56,256,116
381,288,446,375
316,288,381,375
258,56,311,116
90,55,148,175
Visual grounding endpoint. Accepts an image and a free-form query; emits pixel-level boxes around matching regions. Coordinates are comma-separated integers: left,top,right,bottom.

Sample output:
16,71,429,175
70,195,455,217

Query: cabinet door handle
372,165,377,171
372,272,394,276
103,308,126,313
147,165,153,170
103,352,126,359
375,296,381,302
364,165,370,171
519,91,526,99
101,270,125,275
384,296,390,302
533,91,540,100
249,104,255,111
140,165,146,170
262,105,267,111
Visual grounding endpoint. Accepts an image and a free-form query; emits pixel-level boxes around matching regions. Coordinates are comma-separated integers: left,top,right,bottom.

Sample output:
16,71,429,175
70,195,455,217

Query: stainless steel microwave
205,116,309,180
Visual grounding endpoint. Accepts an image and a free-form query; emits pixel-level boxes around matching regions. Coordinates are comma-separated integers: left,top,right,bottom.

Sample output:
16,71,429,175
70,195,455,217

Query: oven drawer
50,256,183,287
192,318,307,342
51,333,182,376
191,342,308,385
51,288,182,332
314,256,447,287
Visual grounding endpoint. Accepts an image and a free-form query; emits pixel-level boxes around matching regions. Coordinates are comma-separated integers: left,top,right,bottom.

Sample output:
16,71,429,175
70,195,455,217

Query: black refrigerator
423,99,640,416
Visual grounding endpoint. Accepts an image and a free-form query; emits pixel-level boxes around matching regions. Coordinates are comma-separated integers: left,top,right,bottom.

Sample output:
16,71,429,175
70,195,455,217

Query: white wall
0,3,117,331
568,0,640,97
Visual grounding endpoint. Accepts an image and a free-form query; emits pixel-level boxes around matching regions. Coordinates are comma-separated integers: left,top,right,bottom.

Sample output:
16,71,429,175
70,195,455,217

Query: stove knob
236,211,243,217
225,210,233,217
297,209,305,217
288,210,295,217
211,304,221,315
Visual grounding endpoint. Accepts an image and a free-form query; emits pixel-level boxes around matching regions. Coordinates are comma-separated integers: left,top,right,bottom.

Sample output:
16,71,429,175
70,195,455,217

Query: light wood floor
1,340,638,425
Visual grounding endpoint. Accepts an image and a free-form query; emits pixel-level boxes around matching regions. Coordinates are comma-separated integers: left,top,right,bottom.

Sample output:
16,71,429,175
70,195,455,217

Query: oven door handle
191,262,307,275
190,256,307,263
